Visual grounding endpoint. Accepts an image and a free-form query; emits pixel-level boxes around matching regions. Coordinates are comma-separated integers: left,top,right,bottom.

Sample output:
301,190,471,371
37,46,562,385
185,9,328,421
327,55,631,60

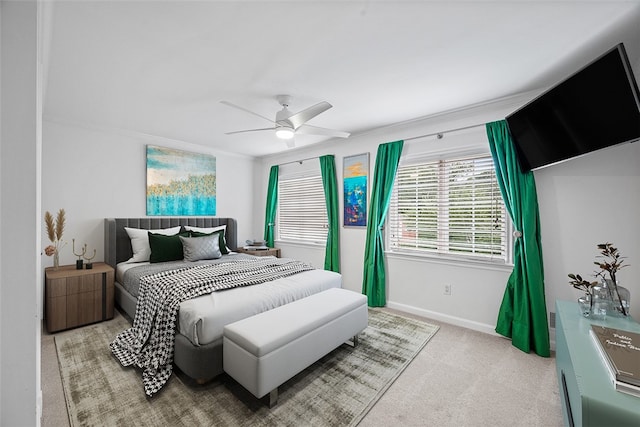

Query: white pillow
184,225,226,234
124,226,181,263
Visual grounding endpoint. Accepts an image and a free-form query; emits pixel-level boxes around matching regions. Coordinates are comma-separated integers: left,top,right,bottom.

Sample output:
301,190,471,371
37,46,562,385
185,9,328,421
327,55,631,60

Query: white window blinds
388,154,510,263
277,174,328,244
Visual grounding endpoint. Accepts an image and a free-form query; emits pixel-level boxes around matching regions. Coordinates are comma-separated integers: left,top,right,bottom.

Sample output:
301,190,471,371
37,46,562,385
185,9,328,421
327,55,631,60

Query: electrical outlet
444,284,451,295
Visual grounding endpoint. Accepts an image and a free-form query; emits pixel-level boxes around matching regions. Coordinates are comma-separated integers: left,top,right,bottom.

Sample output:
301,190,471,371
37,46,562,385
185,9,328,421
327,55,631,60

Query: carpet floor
54,309,438,426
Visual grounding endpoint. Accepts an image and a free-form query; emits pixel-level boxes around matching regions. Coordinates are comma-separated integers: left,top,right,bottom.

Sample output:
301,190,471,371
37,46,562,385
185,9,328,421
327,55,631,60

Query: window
277,174,328,244
388,153,510,263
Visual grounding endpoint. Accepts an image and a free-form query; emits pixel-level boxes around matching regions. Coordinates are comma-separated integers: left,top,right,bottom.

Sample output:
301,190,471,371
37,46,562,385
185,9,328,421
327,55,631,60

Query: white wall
1,1,41,424
41,120,257,295
257,88,640,337
535,142,640,316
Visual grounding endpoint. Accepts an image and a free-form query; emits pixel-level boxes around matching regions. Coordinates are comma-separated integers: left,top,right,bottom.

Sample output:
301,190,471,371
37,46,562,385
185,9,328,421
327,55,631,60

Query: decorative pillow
124,226,182,263
180,234,222,262
149,231,190,263
188,227,230,255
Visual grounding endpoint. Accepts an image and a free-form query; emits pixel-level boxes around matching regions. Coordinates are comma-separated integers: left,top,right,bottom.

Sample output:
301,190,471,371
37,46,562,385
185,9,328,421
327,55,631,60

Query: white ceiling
43,1,640,157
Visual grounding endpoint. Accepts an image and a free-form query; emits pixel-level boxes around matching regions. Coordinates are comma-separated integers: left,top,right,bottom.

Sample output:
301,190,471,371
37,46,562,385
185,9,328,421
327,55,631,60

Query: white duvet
117,261,342,347
179,268,342,346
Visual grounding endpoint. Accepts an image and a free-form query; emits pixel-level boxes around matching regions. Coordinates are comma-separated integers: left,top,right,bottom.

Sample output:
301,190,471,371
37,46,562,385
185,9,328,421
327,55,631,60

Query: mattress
116,255,342,347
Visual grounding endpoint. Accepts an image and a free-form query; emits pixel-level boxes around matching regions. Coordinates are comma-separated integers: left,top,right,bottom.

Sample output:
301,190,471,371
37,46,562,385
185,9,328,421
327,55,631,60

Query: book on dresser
590,325,640,397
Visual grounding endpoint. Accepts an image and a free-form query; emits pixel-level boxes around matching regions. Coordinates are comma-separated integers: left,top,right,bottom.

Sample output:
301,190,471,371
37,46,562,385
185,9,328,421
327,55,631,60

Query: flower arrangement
593,242,628,316
568,242,629,316
44,208,66,268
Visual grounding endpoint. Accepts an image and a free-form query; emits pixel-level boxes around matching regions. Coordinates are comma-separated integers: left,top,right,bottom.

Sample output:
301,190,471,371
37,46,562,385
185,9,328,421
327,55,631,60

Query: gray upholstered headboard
104,217,238,268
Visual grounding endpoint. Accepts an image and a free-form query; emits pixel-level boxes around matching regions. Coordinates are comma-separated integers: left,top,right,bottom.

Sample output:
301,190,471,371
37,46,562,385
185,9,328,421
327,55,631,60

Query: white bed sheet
178,268,342,346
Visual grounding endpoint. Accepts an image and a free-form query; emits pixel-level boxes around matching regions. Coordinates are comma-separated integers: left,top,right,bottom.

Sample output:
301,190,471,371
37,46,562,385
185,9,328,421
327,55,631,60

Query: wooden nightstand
236,247,281,258
45,262,115,333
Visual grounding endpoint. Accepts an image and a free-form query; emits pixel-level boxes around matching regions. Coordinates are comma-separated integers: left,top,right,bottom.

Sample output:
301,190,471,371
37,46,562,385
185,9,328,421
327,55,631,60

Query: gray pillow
179,234,222,262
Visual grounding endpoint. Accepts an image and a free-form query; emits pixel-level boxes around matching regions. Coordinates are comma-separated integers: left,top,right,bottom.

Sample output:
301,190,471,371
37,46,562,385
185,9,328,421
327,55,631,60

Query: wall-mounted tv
506,43,640,172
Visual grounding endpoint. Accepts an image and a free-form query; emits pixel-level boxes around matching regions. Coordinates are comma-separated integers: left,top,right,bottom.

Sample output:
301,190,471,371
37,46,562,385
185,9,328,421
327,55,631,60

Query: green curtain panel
263,165,279,248
486,120,550,357
362,140,404,307
320,155,340,272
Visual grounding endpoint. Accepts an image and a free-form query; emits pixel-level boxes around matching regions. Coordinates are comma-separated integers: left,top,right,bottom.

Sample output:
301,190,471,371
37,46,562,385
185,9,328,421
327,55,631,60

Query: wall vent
549,311,556,329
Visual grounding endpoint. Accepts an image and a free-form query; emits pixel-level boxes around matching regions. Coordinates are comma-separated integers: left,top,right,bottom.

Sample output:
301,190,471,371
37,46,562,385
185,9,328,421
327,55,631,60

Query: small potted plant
593,243,629,317
44,209,66,269
568,242,630,318
568,273,597,317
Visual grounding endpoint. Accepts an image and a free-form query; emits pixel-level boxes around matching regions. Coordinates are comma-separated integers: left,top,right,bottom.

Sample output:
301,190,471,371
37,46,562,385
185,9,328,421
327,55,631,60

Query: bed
104,217,342,387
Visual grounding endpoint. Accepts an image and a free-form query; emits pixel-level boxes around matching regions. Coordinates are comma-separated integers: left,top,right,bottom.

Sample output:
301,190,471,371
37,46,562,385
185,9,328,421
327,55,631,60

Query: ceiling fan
221,95,350,147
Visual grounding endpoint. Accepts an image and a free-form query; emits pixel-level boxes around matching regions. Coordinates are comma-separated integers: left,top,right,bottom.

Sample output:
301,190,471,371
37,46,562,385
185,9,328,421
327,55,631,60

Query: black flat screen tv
506,43,640,172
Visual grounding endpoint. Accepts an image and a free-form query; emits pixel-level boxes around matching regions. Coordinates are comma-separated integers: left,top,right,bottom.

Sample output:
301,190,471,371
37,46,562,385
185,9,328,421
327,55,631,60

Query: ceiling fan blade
225,127,274,135
296,124,350,138
220,100,275,124
285,101,332,129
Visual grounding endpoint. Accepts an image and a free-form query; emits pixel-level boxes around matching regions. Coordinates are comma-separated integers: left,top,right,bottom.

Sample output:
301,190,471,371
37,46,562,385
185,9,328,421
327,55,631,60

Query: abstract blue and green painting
343,153,368,226
146,145,216,216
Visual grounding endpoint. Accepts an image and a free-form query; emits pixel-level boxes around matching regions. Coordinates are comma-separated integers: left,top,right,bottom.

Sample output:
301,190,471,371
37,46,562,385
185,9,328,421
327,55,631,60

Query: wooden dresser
45,262,114,333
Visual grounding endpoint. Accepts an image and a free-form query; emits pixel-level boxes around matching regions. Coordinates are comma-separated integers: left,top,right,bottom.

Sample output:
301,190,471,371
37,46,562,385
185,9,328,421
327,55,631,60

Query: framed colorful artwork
343,153,369,227
146,145,216,216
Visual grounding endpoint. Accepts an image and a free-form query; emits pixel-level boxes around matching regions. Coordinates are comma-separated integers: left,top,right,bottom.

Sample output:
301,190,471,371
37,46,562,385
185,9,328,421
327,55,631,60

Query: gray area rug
55,308,439,426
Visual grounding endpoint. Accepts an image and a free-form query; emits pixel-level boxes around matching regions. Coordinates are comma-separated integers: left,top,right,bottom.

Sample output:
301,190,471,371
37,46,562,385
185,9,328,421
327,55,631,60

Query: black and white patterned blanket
110,257,313,396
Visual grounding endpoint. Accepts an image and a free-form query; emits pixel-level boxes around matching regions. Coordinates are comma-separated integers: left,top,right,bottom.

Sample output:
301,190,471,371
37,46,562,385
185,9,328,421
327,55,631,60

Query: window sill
385,250,514,272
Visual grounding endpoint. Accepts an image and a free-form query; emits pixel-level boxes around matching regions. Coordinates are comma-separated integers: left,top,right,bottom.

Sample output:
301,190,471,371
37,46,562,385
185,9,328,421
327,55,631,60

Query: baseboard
386,301,499,336
387,301,558,352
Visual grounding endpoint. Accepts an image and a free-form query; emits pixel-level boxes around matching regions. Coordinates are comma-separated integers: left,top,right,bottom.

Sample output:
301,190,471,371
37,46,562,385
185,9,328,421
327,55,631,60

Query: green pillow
189,230,230,255
148,231,190,263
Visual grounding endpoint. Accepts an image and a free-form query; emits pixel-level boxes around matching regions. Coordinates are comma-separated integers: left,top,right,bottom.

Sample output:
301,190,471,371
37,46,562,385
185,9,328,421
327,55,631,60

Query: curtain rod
276,122,488,166
403,122,487,142
278,155,320,167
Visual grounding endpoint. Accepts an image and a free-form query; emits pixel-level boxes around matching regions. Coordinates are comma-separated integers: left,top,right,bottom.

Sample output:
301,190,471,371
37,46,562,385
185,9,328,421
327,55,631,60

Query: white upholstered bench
222,287,368,407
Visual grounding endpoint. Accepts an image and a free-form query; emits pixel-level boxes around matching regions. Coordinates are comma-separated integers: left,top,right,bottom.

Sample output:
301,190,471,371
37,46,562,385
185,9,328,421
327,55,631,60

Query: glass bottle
609,281,630,317
578,293,591,317
590,282,610,319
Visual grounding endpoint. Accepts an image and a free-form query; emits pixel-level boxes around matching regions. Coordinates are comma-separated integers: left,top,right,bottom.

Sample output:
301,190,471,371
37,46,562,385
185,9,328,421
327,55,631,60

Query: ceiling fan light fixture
275,127,295,139
221,96,349,141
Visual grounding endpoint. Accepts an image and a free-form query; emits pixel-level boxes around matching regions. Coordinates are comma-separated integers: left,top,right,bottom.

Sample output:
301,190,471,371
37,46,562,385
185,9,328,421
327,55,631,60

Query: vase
608,281,630,317
616,285,630,316
590,283,611,319
53,250,60,270
578,293,591,317
594,279,631,318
